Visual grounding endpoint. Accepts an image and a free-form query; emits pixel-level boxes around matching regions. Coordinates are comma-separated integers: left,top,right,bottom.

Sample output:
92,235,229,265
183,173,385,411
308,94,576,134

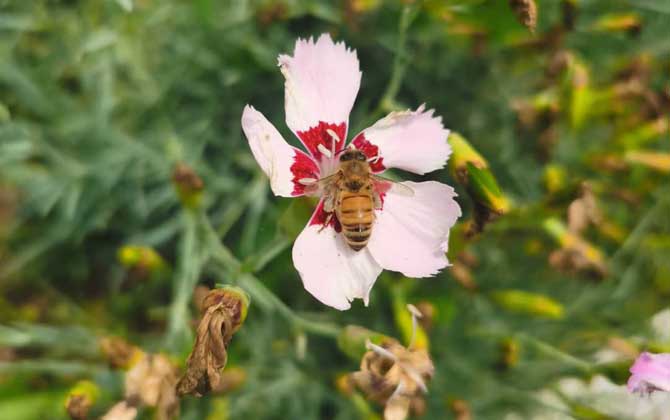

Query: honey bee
304,148,413,251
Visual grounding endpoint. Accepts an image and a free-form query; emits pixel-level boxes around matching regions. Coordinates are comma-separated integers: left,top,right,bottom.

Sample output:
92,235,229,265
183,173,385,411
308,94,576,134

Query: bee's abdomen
337,193,375,252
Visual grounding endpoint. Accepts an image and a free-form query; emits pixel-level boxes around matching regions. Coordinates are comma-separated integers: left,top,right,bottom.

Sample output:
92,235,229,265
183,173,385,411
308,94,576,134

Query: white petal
292,224,382,310
368,181,461,277
352,105,451,175
279,33,361,134
241,105,320,197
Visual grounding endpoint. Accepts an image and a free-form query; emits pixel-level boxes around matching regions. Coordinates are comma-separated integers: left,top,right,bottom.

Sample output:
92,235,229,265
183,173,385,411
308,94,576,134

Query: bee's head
339,149,367,163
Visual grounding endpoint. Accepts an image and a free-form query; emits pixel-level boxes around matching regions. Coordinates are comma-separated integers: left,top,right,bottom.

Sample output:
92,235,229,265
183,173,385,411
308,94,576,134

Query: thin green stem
517,334,593,374
366,5,418,126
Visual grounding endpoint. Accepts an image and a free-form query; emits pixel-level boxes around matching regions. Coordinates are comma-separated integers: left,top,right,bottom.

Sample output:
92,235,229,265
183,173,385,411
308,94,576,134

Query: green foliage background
1,0,670,418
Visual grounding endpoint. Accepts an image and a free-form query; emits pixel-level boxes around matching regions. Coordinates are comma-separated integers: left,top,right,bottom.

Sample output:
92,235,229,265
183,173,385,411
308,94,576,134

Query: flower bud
117,245,167,282
176,286,250,397
592,13,642,36
448,133,511,236
491,289,564,319
625,151,670,173
172,162,204,209
65,380,100,420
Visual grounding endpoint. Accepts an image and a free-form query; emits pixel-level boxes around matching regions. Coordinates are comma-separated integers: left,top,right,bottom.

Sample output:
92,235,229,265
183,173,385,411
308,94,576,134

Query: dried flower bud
413,301,436,332
100,401,138,420
172,162,204,209
449,399,472,420
350,339,434,420
65,380,100,420
544,217,608,278
176,286,249,397
99,337,144,370
509,0,537,33
567,183,601,234
124,353,179,419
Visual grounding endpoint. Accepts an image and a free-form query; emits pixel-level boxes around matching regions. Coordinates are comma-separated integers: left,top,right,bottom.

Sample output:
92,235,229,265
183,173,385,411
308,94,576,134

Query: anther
317,144,333,158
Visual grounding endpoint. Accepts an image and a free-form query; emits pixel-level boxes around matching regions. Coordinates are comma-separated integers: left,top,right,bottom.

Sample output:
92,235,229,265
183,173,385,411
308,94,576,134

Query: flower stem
366,4,419,127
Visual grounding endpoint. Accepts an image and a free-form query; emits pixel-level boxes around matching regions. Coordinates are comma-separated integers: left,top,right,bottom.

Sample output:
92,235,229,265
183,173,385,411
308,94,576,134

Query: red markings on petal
290,150,320,196
297,122,347,161
309,200,341,232
352,133,385,173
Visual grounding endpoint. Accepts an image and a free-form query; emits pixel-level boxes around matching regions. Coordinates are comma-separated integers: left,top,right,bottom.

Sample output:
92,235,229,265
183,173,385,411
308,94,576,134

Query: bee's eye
356,153,367,161
339,153,352,162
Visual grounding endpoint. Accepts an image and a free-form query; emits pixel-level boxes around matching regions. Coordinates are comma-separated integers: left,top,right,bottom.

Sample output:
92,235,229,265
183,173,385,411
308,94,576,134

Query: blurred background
1,0,670,419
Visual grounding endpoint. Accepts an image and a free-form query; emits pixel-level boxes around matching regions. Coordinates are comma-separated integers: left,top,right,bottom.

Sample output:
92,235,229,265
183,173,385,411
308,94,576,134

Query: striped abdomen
337,190,375,251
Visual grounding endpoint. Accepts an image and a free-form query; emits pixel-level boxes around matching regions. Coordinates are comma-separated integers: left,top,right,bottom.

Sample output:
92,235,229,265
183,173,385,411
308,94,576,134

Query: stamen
317,144,332,158
365,339,398,362
389,379,406,400
401,364,428,393
367,155,380,163
298,178,317,185
326,129,339,158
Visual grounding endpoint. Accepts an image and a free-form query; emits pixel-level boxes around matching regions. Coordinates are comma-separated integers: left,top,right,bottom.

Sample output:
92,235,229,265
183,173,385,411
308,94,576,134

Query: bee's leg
319,212,334,232
373,191,383,209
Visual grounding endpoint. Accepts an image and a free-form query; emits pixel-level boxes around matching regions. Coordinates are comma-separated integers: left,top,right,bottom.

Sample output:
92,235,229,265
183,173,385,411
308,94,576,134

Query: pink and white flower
628,352,670,395
241,34,461,310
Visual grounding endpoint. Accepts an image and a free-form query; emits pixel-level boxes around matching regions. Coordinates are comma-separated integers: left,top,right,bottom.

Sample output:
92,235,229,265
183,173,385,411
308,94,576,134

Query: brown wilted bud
414,301,436,332
449,399,472,420
449,261,477,291
256,1,288,27
124,353,179,420
66,395,91,420
65,380,100,420
99,337,144,370
176,286,249,397
350,339,434,420
100,401,138,420
509,0,538,33
172,162,204,208
567,182,601,234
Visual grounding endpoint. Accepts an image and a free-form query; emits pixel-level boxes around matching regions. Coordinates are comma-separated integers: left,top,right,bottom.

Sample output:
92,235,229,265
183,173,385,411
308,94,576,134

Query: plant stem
365,5,418,126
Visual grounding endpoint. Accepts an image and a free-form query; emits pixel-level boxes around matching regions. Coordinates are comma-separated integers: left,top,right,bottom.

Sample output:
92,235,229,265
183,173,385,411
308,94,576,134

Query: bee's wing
303,172,340,196
371,174,415,197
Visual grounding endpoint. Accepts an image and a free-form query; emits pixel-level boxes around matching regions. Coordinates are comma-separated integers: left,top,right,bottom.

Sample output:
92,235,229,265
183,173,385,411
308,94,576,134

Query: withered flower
349,306,434,420
176,286,249,397
125,353,179,420
509,0,538,33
